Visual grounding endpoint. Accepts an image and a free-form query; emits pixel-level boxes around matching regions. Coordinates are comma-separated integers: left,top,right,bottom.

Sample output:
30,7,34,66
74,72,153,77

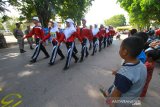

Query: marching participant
108,26,116,45
23,17,50,63
73,25,80,54
79,19,93,62
91,24,100,56
105,26,110,47
41,21,65,65
89,25,93,50
98,24,106,51
62,18,82,70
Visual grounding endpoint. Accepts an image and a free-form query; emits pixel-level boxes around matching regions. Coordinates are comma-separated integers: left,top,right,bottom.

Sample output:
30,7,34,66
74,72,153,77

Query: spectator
13,23,26,53
134,32,149,63
140,50,159,99
100,36,147,107
128,29,137,37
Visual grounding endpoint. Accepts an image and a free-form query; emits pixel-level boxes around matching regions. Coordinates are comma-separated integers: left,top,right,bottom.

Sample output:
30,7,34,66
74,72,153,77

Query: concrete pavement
3,35,28,47
0,36,160,107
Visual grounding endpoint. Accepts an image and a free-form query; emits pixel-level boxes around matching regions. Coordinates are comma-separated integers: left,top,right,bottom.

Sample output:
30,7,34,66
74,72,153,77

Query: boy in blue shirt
100,36,147,107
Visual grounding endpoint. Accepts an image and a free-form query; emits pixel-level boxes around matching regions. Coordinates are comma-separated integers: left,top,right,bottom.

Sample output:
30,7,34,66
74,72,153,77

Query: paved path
0,36,159,107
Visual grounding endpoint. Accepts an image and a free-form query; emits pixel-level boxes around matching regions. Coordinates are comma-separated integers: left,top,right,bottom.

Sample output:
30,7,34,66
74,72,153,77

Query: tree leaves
117,0,160,30
104,14,126,27
6,0,94,27
0,0,9,13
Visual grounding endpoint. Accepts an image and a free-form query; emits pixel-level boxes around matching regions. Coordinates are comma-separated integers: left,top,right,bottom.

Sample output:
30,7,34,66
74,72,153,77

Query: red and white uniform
109,29,116,36
98,28,106,38
25,26,44,39
92,27,100,38
42,31,63,43
42,22,63,43
61,23,81,43
105,28,110,38
80,26,93,41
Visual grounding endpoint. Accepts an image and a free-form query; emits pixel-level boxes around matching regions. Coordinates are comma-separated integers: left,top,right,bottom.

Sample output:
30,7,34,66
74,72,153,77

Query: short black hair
130,29,137,35
146,50,159,61
134,32,148,43
16,23,20,26
122,36,144,58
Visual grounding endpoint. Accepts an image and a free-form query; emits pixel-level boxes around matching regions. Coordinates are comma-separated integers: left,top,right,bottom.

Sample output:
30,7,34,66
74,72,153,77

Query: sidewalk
4,35,28,47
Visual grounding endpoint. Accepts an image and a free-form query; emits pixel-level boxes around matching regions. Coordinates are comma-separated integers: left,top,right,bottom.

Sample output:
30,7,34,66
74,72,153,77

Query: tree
9,0,94,27
104,14,126,27
0,19,4,30
117,0,160,30
58,0,93,25
9,0,56,27
0,0,9,13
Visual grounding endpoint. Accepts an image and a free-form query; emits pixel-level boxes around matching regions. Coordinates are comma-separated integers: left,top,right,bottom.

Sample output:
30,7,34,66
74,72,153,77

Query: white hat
32,17,39,21
66,18,74,24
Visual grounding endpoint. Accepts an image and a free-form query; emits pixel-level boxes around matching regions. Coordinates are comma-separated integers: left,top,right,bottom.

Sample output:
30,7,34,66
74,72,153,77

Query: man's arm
13,29,18,39
109,88,121,107
23,28,34,39
108,73,133,107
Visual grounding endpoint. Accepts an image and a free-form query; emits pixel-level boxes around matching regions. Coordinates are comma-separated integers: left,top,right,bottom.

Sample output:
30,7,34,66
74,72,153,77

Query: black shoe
60,57,65,60
74,50,78,54
91,53,94,56
20,51,24,53
95,49,97,53
63,66,69,70
30,59,36,63
48,62,54,65
85,53,89,57
23,50,26,52
75,58,79,63
20,49,26,53
44,55,50,59
79,58,83,63
30,46,34,50
89,47,92,50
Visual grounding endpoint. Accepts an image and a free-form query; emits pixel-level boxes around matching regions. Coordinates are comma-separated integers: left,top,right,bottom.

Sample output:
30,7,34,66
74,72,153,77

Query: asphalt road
0,36,160,107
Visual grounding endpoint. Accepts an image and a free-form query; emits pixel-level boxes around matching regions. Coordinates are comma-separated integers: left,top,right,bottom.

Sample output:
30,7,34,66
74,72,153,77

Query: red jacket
42,31,63,43
156,29,160,36
80,27,93,41
61,32,82,43
105,31,109,37
98,28,106,38
25,26,44,39
109,29,116,36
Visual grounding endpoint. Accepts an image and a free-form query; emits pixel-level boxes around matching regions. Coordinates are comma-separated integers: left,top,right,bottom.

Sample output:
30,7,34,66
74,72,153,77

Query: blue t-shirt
137,51,146,63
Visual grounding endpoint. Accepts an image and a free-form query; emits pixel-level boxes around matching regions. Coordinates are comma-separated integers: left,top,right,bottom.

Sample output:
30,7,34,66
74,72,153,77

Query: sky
4,0,128,26
85,0,129,25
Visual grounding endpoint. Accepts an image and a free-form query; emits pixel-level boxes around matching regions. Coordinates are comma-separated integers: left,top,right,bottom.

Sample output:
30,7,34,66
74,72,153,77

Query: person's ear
123,48,128,56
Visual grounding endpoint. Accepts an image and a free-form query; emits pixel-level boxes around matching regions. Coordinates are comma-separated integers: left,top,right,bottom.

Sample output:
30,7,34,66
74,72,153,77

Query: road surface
0,36,160,107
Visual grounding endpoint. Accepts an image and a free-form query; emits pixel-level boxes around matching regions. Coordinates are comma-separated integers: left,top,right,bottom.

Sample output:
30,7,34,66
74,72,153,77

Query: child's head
134,32,148,44
119,36,144,60
146,50,159,62
130,29,137,36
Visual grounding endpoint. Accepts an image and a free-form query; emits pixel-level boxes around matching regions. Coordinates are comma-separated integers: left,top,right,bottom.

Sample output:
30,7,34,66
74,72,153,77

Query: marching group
13,17,116,70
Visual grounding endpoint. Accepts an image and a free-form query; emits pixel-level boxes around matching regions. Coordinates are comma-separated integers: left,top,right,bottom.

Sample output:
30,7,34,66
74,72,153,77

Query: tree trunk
0,33,7,48
35,0,52,28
